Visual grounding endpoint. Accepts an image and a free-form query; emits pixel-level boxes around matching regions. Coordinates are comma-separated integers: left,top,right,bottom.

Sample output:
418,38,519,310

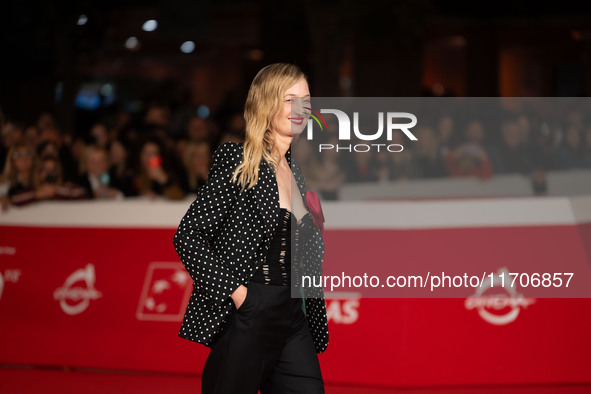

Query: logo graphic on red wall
325,292,361,324
136,262,192,322
53,264,102,315
0,269,22,302
465,267,535,325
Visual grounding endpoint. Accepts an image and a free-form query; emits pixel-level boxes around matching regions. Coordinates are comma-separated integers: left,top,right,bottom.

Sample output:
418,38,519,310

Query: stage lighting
142,20,158,32
77,14,88,26
180,41,195,53
125,37,140,50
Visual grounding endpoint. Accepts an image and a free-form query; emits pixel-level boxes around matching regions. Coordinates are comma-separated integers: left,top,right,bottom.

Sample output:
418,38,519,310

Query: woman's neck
272,136,291,163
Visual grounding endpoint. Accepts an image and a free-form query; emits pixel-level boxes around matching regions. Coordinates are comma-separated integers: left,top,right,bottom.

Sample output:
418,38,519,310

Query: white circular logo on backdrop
53,264,102,315
465,267,535,325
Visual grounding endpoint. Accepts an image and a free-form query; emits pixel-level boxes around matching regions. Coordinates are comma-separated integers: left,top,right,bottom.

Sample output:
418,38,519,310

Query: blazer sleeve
173,142,243,308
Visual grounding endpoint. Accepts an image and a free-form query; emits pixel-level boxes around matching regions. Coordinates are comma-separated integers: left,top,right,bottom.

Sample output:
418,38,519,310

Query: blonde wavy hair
231,63,307,191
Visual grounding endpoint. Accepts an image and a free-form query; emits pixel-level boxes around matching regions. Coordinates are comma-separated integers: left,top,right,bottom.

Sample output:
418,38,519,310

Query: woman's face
140,142,160,169
271,78,310,138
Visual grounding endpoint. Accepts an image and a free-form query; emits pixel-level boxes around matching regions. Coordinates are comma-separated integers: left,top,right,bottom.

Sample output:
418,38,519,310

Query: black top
251,207,292,286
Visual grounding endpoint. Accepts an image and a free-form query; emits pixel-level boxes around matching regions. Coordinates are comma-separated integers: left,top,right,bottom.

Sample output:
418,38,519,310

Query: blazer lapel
252,157,279,239
252,146,306,239
288,149,307,204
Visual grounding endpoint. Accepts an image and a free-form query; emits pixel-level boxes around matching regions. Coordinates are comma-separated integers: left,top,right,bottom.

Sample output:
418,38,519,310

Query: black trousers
201,281,325,394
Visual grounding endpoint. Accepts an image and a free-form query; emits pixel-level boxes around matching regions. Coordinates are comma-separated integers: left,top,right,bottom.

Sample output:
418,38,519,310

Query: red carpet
1,366,590,394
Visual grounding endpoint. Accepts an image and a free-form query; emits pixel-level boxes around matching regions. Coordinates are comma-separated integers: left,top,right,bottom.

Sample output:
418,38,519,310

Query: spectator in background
38,127,77,182
144,103,171,128
108,140,136,196
70,135,87,164
446,121,494,179
181,141,210,195
34,156,60,201
530,122,558,170
186,116,220,152
23,125,39,148
37,112,57,131
37,140,61,160
445,120,493,178
142,102,178,163
150,126,179,161
446,144,493,179
112,109,132,139
415,126,448,178
139,98,184,178
460,120,491,155
2,142,37,206
343,148,378,183
218,112,246,144
516,114,532,145
373,148,393,182
307,135,345,200
490,118,534,175
3,122,24,146
555,126,586,170
388,132,422,180
134,139,185,200
35,156,87,201
291,135,317,181
78,146,124,199
531,167,548,195
39,127,62,147
187,116,209,142
175,135,189,163
565,109,585,131
89,123,109,148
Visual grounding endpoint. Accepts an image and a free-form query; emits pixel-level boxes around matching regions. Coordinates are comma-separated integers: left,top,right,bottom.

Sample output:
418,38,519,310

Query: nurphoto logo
297,101,418,152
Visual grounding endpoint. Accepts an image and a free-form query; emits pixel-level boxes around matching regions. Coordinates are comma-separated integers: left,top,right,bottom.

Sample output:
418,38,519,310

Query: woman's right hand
231,284,248,309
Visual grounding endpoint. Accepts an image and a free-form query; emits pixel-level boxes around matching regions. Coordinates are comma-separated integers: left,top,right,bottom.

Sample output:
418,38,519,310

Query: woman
134,138,185,200
2,142,37,206
35,156,87,201
173,63,328,393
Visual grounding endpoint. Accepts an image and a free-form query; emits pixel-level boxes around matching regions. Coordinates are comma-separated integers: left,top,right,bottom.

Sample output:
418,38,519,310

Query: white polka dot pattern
173,141,329,353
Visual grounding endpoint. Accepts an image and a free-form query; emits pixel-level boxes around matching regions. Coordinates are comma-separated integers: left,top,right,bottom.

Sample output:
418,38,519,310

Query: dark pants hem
201,281,324,394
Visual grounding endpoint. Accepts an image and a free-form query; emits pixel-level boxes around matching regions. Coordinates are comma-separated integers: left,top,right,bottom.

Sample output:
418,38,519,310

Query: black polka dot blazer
173,141,329,353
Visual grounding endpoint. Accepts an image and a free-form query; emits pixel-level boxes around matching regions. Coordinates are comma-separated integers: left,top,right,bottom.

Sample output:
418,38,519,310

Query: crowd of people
2,102,591,208
294,108,591,199
0,104,245,209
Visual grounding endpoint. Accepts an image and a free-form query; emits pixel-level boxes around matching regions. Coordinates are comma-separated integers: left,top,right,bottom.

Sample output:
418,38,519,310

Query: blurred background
1,1,591,393
2,0,591,205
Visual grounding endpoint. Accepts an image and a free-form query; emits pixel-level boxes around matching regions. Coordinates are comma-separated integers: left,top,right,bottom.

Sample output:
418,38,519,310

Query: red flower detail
305,190,325,235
